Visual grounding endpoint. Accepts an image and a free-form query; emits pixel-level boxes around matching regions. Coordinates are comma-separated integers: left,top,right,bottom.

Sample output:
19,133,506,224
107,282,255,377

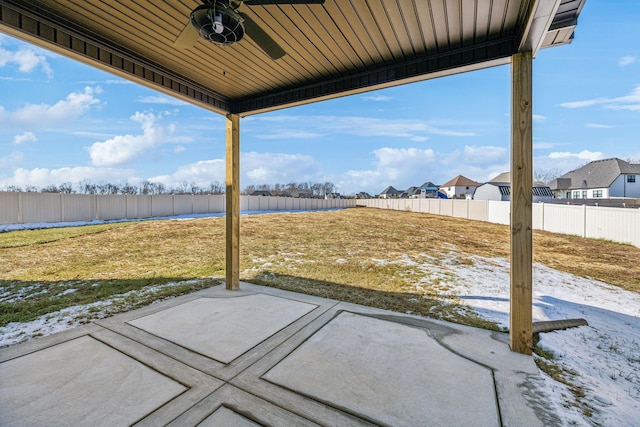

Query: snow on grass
0,280,203,348
402,252,640,426
1,217,638,425
0,283,48,303
0,209,344,233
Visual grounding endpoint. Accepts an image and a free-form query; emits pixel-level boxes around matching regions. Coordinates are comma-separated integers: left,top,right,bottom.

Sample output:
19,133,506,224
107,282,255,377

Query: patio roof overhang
0,0,586,354
0,0,583,116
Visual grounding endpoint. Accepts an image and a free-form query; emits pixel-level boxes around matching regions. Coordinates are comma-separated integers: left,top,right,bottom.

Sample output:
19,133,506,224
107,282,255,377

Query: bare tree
173,181,191,194
190,182,203,194
208,181,224,194
533,169,561,184
150,182,167,194
78,180,97,194
120,183,138,194
41,185,59,193
59,182,74,194
323,181,336,196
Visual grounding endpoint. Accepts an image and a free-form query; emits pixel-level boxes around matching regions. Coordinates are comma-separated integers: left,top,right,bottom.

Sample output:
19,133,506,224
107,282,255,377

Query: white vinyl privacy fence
2,192,638,248
360,198,640,248
0,192,355,225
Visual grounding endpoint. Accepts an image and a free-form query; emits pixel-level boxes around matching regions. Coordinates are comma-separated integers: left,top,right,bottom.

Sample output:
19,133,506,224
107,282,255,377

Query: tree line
2,180,225,195
242,181,336,197
2,180,337,197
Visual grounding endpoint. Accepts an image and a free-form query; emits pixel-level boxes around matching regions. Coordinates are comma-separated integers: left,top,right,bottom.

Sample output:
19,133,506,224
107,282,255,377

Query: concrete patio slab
0,282,546,426
198,406,261,427
263,311,499,426
128,293,316,363
167,384,319,426
0,335,185,427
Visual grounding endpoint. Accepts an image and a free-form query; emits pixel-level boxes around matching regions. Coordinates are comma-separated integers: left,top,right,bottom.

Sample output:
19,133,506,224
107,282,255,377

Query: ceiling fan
174,0,325,60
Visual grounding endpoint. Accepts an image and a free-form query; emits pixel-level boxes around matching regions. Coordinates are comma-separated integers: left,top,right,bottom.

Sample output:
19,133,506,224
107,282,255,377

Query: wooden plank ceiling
0,0,584,116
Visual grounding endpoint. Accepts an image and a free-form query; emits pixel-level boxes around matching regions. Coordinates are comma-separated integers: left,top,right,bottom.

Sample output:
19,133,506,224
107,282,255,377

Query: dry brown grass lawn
1,208,638,329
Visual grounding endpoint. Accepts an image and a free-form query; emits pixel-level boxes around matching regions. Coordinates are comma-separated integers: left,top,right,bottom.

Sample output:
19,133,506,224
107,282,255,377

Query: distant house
401,186,422,198
473,172,553,202
379,186,402,199
419,181,440,198
548,158,640,199
439,175,481,199
325,192,342,199
356,192,372,199
250,190,272,196
290,188,313,198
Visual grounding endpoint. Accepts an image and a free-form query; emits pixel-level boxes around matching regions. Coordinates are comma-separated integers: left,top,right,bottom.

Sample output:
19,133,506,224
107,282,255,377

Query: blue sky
1,2,639,196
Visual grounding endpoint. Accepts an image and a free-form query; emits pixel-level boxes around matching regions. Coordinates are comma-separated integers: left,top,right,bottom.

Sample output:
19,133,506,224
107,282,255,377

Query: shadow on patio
1,279,545,426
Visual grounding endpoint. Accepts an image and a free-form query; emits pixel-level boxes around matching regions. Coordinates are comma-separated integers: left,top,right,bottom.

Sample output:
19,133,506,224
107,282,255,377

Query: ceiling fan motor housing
190,1,245,45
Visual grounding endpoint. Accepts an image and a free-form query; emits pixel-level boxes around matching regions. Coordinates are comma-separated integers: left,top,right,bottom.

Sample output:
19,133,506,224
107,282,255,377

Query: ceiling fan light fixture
190,2,245,46
213,12,224,34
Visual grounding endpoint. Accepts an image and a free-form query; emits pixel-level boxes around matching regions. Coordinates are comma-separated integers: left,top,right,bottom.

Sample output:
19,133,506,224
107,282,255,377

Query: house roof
0,0,585,116
380,186,400,195
548,158,640,190
440,175,481,188
250,190,272,196
477,182,553,197
489,172,511,184
419,182,439,190
403,186,422,196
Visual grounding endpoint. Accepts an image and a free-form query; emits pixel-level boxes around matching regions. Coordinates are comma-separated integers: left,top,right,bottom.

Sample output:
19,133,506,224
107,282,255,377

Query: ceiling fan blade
243,0,325,5
174,22,200,48
239,12,286,60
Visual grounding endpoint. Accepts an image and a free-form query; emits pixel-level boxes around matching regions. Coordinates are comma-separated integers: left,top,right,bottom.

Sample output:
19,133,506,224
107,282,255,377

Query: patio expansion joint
2,284,541,426
92,287,344,389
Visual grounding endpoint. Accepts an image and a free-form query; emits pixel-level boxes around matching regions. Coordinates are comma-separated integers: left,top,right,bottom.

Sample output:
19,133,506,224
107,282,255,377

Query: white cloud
533,141,563,150
560,85,640,112
0,86,100,128
462,145,507,165
87,111,184,167
0,151,24,170
362,95,393,102
0,166,136,189
13,132,37,145
243,152,321,184
149,152,322,189
548,150,602,161
335,147,436,193
533,114,547,123
80,79,133,85
333,144,519,194
249,115,475,141
150,159,225,188
137,95,187,106
585,123,613,129
0,46,53,78
560,99,604,109
0,76,29,81
618,55,636,67
533,150,606,179
255,130,322,140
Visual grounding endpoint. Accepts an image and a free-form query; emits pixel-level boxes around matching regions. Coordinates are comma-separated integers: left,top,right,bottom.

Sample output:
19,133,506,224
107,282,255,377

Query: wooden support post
225,113,240,290
510,51,533,355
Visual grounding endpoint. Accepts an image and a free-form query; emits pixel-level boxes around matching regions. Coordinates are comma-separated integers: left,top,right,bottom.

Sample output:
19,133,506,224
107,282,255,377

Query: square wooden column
510,51,533,354
225,113,240,290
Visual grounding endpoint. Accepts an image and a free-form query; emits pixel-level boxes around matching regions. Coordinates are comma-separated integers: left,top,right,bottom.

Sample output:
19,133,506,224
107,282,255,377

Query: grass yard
1,207,639,331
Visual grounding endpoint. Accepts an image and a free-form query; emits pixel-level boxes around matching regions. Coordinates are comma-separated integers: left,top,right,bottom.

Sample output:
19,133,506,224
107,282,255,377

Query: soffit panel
0,0,585,115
